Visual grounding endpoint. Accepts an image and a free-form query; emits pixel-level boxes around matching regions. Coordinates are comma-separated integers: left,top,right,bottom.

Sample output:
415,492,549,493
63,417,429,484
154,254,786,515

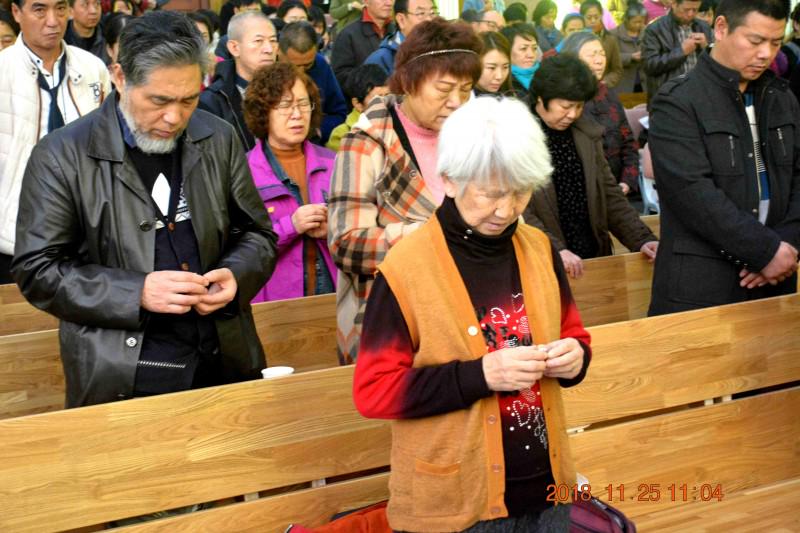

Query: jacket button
492,464,502,473
382,191,391,199
181,262,190,271
125,337,137,347
752,209,758,214
467,326,479,336
488,415,497,424
748,153,753,158
139,220,153,232
117,393,127,400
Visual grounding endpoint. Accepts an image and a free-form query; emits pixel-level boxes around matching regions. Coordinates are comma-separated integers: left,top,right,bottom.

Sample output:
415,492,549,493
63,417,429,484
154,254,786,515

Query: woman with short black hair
524,55,657,278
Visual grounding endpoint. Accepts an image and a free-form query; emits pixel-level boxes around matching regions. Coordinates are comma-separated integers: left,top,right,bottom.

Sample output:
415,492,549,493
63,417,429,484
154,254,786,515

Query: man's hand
291,204,328,235
640,241,659,262
681,36,698,55
739,269,768,289
620,182,631,195
631,50,642,61
482,345,549,391
560,249,584,279
142,271,209,314
760,241,799,284
541,338,584,380
195,268,238,316
692,32,708,49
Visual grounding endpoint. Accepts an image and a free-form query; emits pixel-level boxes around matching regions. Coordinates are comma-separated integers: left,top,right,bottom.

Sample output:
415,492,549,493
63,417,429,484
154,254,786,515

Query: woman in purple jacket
243,63,337,302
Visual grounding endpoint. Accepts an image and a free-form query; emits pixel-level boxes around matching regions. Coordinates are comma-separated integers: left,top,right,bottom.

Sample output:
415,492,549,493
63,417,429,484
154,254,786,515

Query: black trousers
0,253,13,284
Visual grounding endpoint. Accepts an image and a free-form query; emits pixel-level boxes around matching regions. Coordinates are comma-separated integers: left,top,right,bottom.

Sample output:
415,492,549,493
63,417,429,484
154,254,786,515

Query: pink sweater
395,103,444,205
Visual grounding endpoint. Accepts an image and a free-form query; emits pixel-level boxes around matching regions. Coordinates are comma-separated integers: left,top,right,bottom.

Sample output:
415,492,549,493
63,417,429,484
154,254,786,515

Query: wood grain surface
0,252,656,419
562,294,800,428
0,365,391,533
569,387,800,519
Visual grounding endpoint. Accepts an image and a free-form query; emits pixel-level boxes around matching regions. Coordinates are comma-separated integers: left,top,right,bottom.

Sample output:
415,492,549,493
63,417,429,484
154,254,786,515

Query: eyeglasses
479,20,499,30
275,100,315,115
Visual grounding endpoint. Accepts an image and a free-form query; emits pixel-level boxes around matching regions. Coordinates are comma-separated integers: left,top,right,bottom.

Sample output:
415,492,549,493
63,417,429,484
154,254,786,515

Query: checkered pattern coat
328,94,438,363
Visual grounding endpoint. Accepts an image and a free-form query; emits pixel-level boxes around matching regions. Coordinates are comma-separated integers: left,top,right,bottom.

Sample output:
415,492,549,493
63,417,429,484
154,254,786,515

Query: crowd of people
0,0,799,530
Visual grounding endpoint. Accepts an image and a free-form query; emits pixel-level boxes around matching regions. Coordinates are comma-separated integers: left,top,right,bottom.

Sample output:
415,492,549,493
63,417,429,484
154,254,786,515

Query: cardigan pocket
411,457,464,518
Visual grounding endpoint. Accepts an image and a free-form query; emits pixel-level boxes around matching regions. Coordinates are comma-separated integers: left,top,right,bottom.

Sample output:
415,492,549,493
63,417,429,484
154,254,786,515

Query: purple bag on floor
569,497,637,533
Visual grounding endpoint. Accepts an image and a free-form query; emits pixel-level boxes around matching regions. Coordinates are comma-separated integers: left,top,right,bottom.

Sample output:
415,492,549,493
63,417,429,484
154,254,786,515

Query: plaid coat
328,94,438,363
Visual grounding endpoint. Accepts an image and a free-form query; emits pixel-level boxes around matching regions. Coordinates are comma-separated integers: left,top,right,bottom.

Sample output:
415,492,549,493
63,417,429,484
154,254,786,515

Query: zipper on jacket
728,135,736,167
137,360,187,369
777,127,787,157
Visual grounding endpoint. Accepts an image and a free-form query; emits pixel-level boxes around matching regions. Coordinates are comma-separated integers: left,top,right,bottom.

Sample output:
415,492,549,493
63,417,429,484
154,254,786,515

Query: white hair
228,11,273,42
436,96,553,194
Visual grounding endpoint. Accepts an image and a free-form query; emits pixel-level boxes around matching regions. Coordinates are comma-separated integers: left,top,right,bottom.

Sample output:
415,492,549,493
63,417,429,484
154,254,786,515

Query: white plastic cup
261,366,295,379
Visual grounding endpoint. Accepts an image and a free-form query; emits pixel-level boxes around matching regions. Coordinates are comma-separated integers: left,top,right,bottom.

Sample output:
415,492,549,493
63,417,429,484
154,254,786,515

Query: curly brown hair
243,62,322,141
390,18,483,96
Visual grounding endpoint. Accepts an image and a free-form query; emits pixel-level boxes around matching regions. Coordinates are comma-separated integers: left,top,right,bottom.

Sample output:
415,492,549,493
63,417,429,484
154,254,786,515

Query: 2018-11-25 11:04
546,483,725,503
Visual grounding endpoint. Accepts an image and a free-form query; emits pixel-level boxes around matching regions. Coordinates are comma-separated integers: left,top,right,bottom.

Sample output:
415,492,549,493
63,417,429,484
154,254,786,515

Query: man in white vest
0,0,110,282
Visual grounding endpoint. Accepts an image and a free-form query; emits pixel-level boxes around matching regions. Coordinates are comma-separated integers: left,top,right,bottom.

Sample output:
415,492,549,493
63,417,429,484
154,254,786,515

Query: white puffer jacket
0,37,110,256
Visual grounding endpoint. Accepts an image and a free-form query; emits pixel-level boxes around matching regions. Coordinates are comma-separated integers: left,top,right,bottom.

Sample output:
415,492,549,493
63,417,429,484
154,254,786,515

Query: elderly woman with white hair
353,96,591,533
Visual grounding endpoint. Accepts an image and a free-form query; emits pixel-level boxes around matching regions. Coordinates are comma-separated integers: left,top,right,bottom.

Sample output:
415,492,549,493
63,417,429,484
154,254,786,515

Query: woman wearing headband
328,18,482,364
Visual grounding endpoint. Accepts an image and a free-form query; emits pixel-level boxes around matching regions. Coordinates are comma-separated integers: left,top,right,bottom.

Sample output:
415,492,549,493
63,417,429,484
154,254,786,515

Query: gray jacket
12,96,278,407
641,13,712,103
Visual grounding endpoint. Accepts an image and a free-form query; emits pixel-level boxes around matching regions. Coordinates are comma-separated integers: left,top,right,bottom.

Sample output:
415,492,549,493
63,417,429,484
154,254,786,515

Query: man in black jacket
65,0,108,63
648,0,800,316
12,11,278,407
331,0,393,88
641,0,713,104
199,11,276,151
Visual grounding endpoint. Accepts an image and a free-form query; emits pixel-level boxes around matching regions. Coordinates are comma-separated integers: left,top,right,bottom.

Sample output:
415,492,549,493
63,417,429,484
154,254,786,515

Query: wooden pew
0,283,57,336
0,365,392,533
0,253,655,419
0,295,339,420
0,294,798,532
561,294,800,526
0,214,661,336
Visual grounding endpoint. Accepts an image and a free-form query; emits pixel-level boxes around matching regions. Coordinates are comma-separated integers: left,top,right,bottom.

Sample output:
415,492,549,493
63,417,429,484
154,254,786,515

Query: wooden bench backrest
0,365,391,533
0,253,655,419
0,283,57,336
0,213,661,337
0,295,798,531
562,293,800,519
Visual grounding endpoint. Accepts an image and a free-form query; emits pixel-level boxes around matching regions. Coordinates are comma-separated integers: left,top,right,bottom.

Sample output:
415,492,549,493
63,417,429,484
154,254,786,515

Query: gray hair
558,30,602,57
437,96,552,194
228,11,273,42
118,11,208,87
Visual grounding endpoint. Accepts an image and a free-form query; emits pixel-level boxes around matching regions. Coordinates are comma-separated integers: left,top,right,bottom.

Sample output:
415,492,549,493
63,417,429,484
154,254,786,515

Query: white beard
119,92,182,154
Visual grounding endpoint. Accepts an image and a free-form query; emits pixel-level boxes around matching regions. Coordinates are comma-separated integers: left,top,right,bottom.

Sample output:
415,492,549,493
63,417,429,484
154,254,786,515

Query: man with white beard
12,10,278,408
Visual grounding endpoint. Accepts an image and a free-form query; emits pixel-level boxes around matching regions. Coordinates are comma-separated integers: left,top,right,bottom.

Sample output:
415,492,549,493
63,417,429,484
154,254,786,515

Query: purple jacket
248,139,337,302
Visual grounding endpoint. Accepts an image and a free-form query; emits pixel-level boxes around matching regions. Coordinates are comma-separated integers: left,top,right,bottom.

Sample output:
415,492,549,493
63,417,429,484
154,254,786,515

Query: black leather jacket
648,51,800,315
12,96,278,407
